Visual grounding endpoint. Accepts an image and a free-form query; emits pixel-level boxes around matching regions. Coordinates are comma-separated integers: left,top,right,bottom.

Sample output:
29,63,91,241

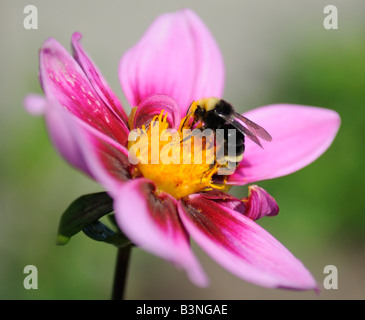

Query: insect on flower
183,97,272,174
25,9,340,291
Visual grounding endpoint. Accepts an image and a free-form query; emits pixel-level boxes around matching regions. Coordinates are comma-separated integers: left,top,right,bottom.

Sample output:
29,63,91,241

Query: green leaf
83,220,132,248
57,192,114,245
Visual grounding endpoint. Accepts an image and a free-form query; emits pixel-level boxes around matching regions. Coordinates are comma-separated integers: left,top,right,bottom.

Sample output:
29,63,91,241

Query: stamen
128,109,228,199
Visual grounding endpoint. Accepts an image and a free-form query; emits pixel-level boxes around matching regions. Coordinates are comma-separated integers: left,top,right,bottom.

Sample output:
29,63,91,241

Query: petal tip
23,94,46,116
40,37,59,52
245,185,279,220
71,31,82,42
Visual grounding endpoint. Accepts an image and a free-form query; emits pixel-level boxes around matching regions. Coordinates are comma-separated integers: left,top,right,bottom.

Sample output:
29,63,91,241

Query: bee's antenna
180,114,190,133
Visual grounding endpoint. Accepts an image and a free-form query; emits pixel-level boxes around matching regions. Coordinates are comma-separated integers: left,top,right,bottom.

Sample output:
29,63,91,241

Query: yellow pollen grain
128,110,226,199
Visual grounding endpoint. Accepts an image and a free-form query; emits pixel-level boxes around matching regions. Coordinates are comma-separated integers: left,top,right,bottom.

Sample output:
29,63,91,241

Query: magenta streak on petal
71,32,129,125
70,113,134,191
39,37,129,147
113,179,208,287
199,190,246,214
119,9,224,117
229,104,341,185
178,195,318,290
199,190,238,201
133,95,181,130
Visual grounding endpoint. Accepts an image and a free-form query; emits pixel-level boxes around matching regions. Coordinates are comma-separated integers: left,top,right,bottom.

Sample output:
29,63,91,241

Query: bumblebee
184,97,272,171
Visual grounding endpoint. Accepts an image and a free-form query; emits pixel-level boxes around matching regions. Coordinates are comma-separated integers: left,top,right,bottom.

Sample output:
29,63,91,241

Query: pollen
128,110,226,199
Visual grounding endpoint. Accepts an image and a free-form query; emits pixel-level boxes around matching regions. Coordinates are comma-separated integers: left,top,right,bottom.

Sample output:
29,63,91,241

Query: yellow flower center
128,109,228,199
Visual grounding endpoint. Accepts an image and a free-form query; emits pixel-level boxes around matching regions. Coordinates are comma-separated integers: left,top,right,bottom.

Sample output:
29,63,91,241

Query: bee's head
192,98,220,119
194,105,206,121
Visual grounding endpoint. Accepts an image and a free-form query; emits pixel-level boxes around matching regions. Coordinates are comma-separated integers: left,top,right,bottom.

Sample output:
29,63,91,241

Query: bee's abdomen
214,124,245,169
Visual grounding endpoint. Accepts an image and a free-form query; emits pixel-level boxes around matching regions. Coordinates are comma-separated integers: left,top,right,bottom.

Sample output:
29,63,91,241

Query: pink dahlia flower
25,9,340,290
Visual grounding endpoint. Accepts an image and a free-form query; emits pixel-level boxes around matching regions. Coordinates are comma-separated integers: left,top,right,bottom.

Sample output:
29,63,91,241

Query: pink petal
200,185,278,220
71,32,129,125
23,94,47,116
199,190,246,214
44,99,93,177
119,9,224,116
229,104,341,185
43,99,131,181
39,37,129,147
243,185,279,220
133,95,181,130
113,178,208,287
199,190,238,201
178,195,318,290
72,113,134,190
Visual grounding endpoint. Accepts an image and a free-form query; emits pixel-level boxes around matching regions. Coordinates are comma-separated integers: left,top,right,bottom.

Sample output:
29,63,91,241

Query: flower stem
111,245,132,300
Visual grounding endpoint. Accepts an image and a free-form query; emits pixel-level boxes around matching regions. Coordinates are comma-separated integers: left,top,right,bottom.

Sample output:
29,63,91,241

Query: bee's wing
233,112,272,142
216,112,272,148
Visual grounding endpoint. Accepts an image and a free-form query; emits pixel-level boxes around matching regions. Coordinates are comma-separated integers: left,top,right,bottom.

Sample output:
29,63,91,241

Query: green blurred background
1,0,364,299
